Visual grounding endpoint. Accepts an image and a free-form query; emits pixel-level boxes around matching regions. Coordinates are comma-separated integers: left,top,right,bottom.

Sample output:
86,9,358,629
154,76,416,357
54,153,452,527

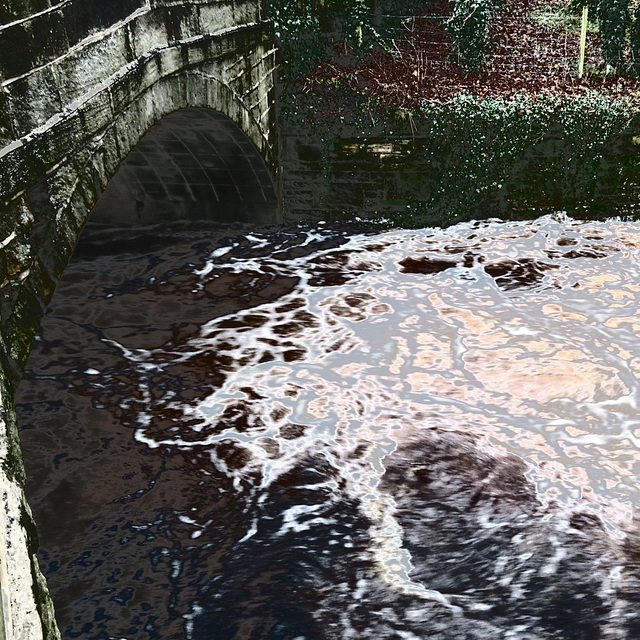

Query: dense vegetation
286,83,635,225
267,0,640,78
269,1,639,226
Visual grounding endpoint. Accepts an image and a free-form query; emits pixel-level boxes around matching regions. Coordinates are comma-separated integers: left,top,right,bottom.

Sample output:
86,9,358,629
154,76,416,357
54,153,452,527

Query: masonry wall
280,116,640,224
0,2,279,637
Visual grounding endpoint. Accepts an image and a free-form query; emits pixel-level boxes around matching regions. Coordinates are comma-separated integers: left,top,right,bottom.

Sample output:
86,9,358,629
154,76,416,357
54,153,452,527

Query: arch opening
90,108,280,228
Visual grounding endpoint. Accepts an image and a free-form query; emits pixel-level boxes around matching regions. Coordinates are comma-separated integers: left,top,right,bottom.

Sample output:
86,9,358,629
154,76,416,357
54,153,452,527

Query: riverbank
277,0,640,226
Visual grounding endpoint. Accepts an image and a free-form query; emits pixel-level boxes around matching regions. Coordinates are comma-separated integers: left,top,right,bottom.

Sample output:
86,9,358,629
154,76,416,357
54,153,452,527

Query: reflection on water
16,214,640,638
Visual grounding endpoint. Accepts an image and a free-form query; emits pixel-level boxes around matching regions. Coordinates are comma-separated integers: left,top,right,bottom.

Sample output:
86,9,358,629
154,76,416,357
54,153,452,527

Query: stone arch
0,5,279,636
3,55,280,383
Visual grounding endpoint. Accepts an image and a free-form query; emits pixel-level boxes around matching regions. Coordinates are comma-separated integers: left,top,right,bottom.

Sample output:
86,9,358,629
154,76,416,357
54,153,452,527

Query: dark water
16,214,640,639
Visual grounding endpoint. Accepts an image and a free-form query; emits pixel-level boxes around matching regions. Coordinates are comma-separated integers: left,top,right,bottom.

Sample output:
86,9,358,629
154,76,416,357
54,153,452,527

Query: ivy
282,86,635,227
598,0,630,72
400,91,634,225
266,1,325,82
446,0,500,72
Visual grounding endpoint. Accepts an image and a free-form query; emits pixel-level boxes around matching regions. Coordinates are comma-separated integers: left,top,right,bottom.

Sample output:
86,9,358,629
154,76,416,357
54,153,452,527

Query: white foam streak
119,216,640,544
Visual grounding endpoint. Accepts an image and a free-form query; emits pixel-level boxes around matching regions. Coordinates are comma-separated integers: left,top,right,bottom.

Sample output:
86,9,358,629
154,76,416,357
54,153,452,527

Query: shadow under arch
90,108,280,227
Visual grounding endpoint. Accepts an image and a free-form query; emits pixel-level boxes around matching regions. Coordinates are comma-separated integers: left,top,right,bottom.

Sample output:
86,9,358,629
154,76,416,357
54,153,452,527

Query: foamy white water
16,215,640,638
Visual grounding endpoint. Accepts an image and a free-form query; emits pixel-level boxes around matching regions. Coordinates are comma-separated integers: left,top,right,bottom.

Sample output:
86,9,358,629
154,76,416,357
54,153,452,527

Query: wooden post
578,5,588,79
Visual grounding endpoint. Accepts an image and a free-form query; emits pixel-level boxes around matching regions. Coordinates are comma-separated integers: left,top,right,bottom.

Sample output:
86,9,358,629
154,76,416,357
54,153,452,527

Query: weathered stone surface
1,368,60,640
0,0,50,26
0,2,279,638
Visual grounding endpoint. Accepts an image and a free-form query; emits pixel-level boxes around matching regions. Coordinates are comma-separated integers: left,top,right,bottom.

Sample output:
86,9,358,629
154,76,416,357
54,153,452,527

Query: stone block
45,161,80,215
90,129,118,188
30,9,70,71
0,89,16,149
156,44,185,79
61,0,95,48
199,37,226,67
0,277,19,356
237,0,263,24
0,251,6,287
25,254,55,311
68,150,99,213
244,84,263,114
66,178,94,231
108,62,152,117
111,103,146,160
0,143,36,205
4,276,45,370
25,180,67,285
185,40,207,67
51,207,81,263
162,73,190,111
52,29,131,108
24,177,55,230
198,1,236,34
74,88,115,141
162,4,196,42
0,196,32,245
128,9,169,59
29,116,83,177
185,71,207,106
134,92,160,136
4,66,63,136
137,77,184,127
0,235,32,279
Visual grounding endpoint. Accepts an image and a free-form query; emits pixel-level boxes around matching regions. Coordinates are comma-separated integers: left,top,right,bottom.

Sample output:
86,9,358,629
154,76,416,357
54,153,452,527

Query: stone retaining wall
280,115,640,224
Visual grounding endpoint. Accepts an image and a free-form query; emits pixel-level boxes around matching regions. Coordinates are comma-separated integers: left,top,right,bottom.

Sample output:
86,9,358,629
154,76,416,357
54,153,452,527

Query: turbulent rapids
15,214,640,639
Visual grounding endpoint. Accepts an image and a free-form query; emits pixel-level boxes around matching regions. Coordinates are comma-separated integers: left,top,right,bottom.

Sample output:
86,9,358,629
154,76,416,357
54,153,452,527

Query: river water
15,213,640,639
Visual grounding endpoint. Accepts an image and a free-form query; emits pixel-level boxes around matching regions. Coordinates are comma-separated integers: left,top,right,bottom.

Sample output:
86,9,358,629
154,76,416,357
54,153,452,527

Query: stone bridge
0,1,279,637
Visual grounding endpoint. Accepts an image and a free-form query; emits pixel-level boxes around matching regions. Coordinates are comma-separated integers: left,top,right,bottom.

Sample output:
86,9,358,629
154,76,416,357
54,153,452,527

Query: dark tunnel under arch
90,108,280,227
